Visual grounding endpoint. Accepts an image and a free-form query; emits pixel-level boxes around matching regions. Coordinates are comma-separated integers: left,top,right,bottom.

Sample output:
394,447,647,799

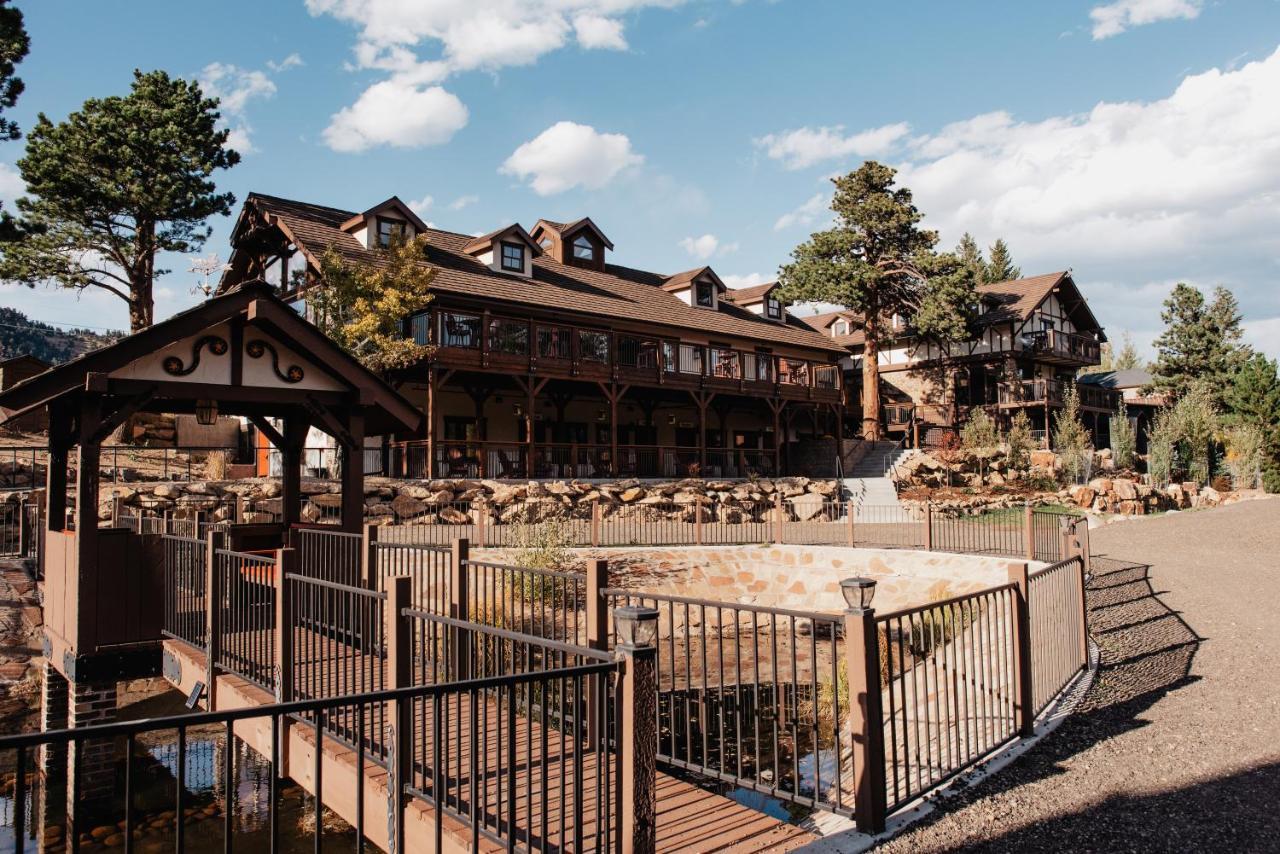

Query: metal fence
214,548,278,693
161,534,207,649
372,540,453,615
875,584,1021,813
465,559,587,645
601,587,855,818
294,527,362,586
1029,557,1088,714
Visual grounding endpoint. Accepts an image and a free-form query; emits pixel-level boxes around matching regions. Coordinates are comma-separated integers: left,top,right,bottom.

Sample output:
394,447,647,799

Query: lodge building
219,194,849,479
801,271,1120,447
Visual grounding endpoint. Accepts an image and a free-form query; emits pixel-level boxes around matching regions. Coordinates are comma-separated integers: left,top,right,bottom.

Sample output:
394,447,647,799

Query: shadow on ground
879,554,1215,851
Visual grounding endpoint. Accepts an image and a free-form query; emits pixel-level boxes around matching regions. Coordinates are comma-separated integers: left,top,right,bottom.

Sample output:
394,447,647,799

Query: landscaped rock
788,492,825,521
1113,479,1138,500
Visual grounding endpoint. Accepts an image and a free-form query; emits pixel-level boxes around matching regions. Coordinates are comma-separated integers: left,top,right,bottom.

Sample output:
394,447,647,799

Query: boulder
620,487,645,503
390,494,428,519
788,492,825,521
1112,479,1138,500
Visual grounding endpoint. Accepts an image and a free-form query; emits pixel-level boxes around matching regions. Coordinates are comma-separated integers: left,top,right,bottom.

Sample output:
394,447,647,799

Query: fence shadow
875,553,1203,843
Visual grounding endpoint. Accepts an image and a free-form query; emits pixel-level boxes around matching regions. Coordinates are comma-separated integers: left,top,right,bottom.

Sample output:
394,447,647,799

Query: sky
1,0,1279,361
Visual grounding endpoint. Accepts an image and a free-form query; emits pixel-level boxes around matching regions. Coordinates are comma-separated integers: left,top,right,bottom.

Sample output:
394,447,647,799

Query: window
500,242,525,272
440,312,481,348
578,330,610,363
678,344,704,375
833,320,846,336
1040,317,1056,332
572,235,594,261
618,335,658,369
695,281,714,308
765,297,782,319
410,313,431,345
487,317,528,355
376,217,406,248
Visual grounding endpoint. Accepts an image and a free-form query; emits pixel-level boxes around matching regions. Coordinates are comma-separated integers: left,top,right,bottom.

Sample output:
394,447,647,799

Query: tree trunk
862,313,883,440
129,222,157,332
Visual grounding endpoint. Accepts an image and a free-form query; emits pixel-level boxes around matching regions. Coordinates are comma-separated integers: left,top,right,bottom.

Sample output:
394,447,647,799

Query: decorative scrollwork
246,338,304,383
162,335,229,376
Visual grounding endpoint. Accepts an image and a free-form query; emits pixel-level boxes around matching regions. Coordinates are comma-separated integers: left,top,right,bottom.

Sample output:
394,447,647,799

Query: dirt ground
879,498,1280,852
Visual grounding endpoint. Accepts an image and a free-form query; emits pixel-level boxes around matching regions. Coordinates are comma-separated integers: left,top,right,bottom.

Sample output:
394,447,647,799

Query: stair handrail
879,433,908,485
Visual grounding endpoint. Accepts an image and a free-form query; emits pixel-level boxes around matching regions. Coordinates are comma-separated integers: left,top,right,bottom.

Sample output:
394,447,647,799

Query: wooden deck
163,636,815,852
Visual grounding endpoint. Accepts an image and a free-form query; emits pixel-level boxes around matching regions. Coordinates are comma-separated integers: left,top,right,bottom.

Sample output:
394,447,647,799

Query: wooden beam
247,414,287,450
90,386,159,445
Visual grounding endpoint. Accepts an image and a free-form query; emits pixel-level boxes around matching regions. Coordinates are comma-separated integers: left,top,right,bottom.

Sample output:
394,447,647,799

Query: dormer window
500,242,526,273
833,320,847,336
572,235,595,261
695,281,715,308
376,217,407,248
765,297,782,320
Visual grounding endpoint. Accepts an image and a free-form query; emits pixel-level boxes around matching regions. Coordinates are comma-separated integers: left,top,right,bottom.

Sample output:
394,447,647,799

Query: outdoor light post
842,577,888,835
615,605,659,854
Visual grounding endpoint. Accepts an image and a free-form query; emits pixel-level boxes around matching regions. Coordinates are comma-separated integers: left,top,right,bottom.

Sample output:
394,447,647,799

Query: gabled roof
339,196,432,234
799,310,861,332
531,217,614,250
723,282,778,305
662,266,726,293
1078,368,1153,390
976,271,1104,337
462,223,543,256
225,194,846,355
0,281,422,436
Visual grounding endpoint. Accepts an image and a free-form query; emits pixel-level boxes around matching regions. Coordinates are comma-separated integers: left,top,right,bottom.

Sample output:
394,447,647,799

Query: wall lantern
195,399,219,426
840,577,877,612
614,605,659,649
514,403,524,417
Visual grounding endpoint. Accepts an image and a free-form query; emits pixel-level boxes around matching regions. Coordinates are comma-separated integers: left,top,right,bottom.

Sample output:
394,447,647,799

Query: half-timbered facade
220,194,848,479
802,272,1120,446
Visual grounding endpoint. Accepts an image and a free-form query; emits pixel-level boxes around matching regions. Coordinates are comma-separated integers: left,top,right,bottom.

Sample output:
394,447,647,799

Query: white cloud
773,193,829,231
199,62,280,153
408,195,433,216
1244,317,1280,361
756,123,910,170
449,194,479,210
722,272,770,289
679,234,720,260
307,1,679,150
574,14,628,50
267,53,305,72
501,122,643,196
323,80,468,152
0,162,25,204
1089,0,1202,39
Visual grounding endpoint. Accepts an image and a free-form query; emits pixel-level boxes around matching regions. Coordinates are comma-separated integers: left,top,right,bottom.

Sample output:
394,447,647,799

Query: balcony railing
416,310,839,395
997,379,1119,411
1022,329,1101,365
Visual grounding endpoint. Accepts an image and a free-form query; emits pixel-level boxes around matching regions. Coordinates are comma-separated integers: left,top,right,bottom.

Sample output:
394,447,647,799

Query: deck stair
842,441,913,509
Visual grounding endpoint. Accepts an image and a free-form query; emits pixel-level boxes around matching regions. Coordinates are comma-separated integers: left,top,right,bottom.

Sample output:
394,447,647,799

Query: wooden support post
360,523,380,590
1023,502,1035,560
340,414,366,534
846,499,856,548
591,498,601,548
204,530,224,711
111,495,122,528
425,369,436,480
773,492,784,545
1007,561,1035,737
475,501,487,549
924,499,933,551
384,575,412,854
844,605,887,835
450,537,471,680
273,547,296,702
618,637,658,853
694,499,703,546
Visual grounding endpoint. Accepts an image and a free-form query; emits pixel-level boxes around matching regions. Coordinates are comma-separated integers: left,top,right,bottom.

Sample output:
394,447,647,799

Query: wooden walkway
163,635,815,852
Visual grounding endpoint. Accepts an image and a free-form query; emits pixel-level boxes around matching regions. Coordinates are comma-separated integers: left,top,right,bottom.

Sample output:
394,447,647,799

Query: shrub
1005,410,1034,472
1146,407,1177,486
1222,424,1265,489
511,513,573,600
1053,385,1091,484
960,408,999,450
1109,399,1136,471
1171,382,1218,486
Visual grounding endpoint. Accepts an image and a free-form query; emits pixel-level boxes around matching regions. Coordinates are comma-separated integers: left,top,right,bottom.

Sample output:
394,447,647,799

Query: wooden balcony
997,379,1119,412
1021,329,1102,367
417,310,842,404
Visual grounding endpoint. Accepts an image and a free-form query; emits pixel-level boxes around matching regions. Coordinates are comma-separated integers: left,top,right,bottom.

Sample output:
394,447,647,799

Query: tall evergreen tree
0,0,29,241
956,232,984,282
1150,283,1249,401
1111,331,1144,371
0,70,239,331
1223,352,1280,491
983,238,1020,283
776,161,977,439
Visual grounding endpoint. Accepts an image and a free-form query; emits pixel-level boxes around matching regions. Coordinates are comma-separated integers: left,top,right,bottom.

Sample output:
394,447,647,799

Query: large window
695,281,714,307
617,335,658,369
500,242,525,272
440,312,481,348
709,347,739,378
678,343,704,375
572,235,595,261
578,329,610,363
376,217,406,248
487,317,528,355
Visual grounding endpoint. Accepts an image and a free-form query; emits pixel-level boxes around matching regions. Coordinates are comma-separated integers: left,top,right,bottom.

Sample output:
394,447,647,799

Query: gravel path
879,498,1280,853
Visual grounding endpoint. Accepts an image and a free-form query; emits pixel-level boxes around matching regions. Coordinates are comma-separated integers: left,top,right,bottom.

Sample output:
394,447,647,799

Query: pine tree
956,232,984,283
984,239,1020,283
776,162,977,439
1111,332,1144,371
1223,353,1280,491
0,70,239,330
1151,283,1249,402
1006,410,1034,473
0,0,29,241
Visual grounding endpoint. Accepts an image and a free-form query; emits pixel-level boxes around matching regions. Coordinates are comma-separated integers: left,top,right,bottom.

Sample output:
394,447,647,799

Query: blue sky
3,0,1280,360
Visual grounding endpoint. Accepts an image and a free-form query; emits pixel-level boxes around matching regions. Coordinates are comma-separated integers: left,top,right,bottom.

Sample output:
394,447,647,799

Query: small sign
186,681,205,710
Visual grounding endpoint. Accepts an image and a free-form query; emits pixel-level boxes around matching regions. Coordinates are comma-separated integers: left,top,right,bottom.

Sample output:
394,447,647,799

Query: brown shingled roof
975,272,1069,324
724,282,777,305
242,193,845,355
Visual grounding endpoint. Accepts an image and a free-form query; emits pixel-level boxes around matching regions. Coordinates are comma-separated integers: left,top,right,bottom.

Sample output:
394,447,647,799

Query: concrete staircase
842,440,913,509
